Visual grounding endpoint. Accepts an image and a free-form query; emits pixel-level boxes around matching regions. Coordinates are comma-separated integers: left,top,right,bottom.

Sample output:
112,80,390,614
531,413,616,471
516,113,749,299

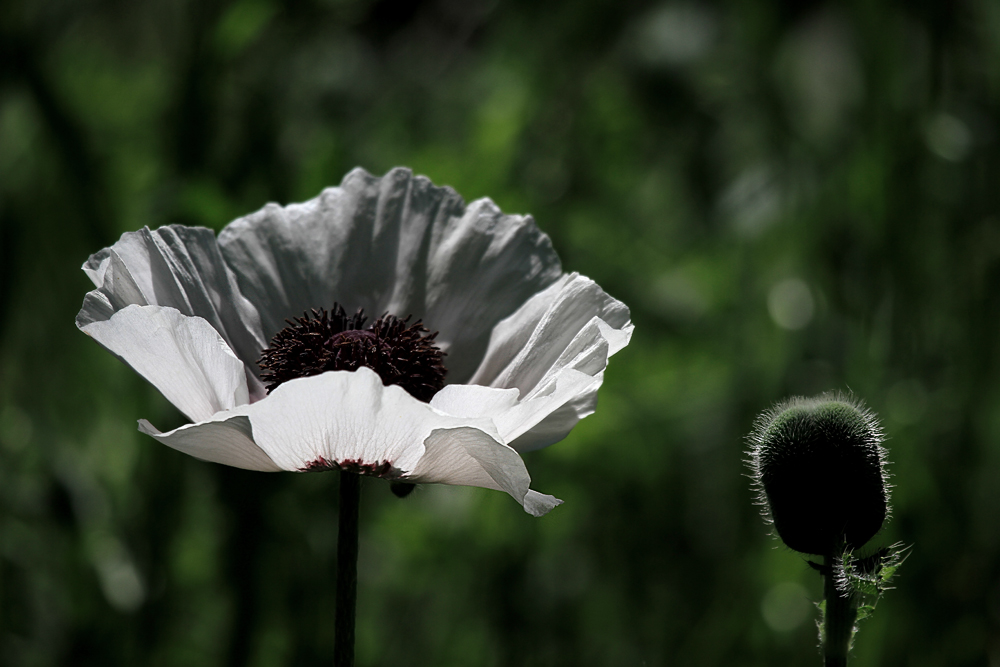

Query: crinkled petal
216,167,564,382
499,369,606,451
81,305,249,422
139,416,281,472
77,225,268,400
470,272,632,391
465,273,634,451
433,369,601,452
79,248,147,315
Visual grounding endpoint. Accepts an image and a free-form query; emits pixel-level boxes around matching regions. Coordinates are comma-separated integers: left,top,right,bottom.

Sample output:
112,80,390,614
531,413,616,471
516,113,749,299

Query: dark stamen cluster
258,303,447,403
300,456,401,478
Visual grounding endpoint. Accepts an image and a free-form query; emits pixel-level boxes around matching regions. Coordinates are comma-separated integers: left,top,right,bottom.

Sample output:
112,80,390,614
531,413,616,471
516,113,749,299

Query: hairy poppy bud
747,394,889,556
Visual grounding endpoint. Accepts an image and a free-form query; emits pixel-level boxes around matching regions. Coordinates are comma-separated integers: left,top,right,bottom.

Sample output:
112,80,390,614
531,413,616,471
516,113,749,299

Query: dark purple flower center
258,303,447,403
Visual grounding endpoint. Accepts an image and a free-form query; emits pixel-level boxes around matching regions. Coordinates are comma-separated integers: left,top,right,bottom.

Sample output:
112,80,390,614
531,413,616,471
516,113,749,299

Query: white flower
76,167,632,516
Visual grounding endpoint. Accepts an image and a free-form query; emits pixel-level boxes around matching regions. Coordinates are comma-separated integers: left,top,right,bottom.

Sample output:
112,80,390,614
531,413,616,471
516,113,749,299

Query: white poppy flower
76,167,632,516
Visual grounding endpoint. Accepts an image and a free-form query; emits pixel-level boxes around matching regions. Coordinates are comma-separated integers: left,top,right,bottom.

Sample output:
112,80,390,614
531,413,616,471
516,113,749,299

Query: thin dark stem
823,554,857,667
335,471,361,667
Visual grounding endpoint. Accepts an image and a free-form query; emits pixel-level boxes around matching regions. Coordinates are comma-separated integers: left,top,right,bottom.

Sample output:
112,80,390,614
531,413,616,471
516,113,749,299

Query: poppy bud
748,394,889,556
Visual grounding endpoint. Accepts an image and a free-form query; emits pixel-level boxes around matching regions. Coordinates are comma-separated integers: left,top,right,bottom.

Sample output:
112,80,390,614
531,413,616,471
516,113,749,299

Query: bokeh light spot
925,113,972,162
633,3,717,67
761,581,812,632
768,278,815,330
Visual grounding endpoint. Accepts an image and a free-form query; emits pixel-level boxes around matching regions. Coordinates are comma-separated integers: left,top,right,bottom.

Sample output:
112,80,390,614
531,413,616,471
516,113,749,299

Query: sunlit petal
469,272,634,450
82,305,249,422
212,368,558,514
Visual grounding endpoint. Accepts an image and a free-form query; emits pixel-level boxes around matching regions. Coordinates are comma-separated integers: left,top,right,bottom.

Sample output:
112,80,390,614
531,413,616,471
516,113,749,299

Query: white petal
139,417,281,472
82,248,113,288
78,247,148,320
223,367,501,480
596,314,633,357
217,168,451,342
432,370,602,452
500,368,605,451
430,383,520,418
467,273,634,451
78,290,115,327
81,305,249,422
227,367,457,473
78,226,267,398
216,167,563,382
222,367,556,514
471,272,632,392
409,426,524,493
522,490,564,517
410,427,562,516
420,196,563,382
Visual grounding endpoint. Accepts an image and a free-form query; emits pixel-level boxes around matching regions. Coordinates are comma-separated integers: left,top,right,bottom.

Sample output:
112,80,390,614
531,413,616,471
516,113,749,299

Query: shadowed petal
523,491,564,517
216,167,564,383
77,226,268,400
139,416,280,472
409,425,522,493
81,305,249,422
410,426,562,517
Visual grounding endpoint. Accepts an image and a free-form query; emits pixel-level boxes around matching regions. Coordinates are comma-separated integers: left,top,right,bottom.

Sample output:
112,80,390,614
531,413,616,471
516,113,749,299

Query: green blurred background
1,0,998,665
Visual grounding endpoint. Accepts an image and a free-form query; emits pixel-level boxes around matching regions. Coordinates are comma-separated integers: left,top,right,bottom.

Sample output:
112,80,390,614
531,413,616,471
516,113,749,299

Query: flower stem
335,471,360,667
823,554,857,667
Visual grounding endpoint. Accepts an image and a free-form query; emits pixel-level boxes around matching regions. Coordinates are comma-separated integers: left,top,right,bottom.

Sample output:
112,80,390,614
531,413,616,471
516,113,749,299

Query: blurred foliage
1,0,999,665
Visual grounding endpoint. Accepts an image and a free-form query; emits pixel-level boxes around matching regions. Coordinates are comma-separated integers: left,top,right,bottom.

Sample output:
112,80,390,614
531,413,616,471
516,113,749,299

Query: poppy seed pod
748,394,889,556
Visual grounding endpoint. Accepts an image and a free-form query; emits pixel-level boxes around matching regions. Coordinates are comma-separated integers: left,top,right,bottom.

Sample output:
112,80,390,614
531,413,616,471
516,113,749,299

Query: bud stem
335,471,360,667
823,554,858,667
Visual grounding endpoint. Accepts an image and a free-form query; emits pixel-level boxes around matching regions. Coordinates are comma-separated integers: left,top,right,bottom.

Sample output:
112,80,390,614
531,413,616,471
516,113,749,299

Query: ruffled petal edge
464,273,634,451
